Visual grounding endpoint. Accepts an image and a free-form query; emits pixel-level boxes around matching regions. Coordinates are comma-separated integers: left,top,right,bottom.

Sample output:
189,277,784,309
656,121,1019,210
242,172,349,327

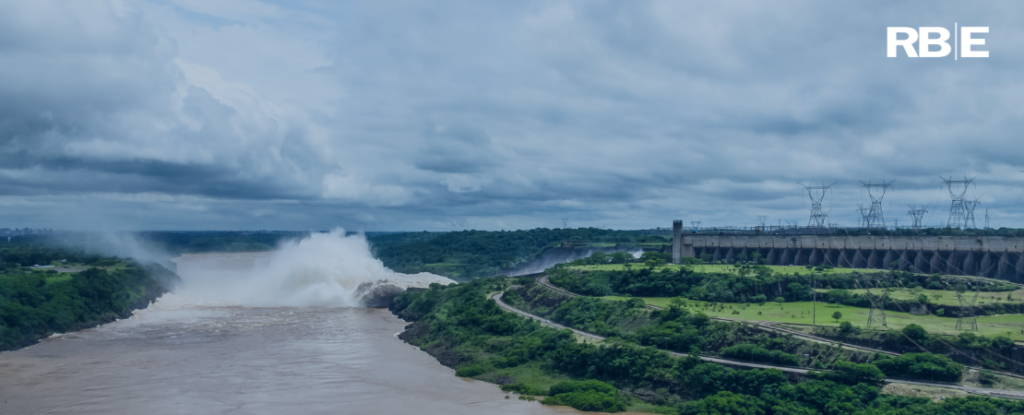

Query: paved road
490,289,1024,399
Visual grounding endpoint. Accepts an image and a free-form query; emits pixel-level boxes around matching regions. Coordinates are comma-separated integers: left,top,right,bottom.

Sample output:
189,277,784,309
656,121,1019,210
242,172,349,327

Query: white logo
887,24,988,59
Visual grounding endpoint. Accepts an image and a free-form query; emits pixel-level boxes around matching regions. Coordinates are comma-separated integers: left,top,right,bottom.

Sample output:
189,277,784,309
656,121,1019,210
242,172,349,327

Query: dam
671,220,1024,281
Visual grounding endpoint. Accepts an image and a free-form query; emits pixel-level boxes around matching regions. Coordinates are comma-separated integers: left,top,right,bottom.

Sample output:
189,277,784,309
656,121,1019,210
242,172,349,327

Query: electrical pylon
956,291,979,331
857,204,870,228
907,204,928,230
941,176,975,229
857,280,888,327
860,180,894,229
801,182,834,228
966,199,980,229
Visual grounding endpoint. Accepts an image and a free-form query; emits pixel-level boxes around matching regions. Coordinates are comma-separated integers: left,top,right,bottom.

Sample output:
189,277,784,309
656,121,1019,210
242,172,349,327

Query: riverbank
0,246,180,351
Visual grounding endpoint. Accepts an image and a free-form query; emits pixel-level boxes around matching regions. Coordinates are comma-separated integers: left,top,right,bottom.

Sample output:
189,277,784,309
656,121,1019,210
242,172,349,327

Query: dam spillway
672,227,1024,281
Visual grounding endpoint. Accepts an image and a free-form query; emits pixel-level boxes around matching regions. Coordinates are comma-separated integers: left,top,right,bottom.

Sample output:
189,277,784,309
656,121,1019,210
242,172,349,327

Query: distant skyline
2,1,1024,231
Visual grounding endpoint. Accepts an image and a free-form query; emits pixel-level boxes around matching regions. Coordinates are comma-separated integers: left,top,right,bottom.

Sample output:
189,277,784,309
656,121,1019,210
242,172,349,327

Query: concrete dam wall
672,228,1024,281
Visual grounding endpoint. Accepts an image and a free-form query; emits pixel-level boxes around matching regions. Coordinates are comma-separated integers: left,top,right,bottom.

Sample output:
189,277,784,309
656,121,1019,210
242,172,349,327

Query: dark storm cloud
2,0,1024,230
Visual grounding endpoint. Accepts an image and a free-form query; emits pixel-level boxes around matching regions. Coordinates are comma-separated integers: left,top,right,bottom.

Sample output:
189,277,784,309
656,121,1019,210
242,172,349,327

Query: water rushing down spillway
0,232,580,415
172,230,456,308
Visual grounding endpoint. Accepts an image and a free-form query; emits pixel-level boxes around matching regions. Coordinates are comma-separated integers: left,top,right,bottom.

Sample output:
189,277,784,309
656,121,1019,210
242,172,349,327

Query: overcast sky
1,0,1023,231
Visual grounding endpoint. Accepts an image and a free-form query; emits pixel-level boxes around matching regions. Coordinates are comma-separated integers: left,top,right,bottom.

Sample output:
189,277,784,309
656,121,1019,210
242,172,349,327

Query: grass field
569,263,874,275
603,296,1024,341
816,288,1024,307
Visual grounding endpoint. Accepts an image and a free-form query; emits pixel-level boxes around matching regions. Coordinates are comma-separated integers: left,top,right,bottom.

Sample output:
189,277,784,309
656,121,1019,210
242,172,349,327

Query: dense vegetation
371,228,669,280
548,264,817,303
507,280,872,369
0,245,179,350
391,278,1023,413
551,262,1013,311
817,322,1019,375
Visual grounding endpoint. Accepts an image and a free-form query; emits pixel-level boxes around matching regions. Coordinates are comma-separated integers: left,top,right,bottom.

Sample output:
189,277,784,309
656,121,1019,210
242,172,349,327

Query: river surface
0,252,579,415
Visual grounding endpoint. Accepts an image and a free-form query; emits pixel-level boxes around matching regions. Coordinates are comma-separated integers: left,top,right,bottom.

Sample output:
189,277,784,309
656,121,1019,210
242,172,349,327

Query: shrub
455,364,486,377
774,297,785,303
901,324,931,346
721,343,799,366
873,353,964,382
979,370,998,386
838,321,854,334
820,360,886,385
543,380,625,412
681,391,767,415
501,383,547,395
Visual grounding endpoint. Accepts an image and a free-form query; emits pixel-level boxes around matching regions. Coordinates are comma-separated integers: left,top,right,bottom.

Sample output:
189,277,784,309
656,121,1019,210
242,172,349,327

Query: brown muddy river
0,251,579,414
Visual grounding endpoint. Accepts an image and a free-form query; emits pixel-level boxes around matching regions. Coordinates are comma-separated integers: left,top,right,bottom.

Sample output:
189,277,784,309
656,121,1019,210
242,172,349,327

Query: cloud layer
2,0,1024,230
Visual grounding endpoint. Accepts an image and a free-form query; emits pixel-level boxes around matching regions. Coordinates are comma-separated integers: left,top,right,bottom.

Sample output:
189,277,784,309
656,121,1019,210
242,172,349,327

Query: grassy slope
604,296,1024,341
815,287,1024,307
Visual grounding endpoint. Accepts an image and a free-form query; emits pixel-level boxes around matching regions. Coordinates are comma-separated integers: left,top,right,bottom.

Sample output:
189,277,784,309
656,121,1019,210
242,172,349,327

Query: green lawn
815,287,1024,307
603,296,1024,341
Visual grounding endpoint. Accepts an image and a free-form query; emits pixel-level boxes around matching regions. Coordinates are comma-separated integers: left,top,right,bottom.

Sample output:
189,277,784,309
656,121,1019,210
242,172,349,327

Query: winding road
538,274,1024,381
537,275,896,355
491,285,1024,400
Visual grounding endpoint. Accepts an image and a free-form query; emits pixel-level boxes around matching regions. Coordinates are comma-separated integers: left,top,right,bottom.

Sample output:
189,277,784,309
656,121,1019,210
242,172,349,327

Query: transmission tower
860,180,894,229
857,204,870,228
941,176,975,229
690,220,702,232
856,279,888,327
956,291,979,331
757,215,767,227
907,204,928,230
965,199,980,229
985,208,991,229
802,182,835,228
562,218,569,229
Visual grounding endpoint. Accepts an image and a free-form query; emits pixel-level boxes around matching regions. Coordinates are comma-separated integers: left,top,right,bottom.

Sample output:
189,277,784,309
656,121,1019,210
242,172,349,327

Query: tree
823,360,886,385
774,297,785,304
832,311,842,323
901,324,930,345
839,321,854,334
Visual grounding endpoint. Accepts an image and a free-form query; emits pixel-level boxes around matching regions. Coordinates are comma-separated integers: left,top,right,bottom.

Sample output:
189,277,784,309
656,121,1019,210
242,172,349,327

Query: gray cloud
2,0,1024,231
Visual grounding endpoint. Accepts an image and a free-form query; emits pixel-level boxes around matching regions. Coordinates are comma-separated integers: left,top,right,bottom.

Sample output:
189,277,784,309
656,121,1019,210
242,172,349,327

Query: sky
1,0,1024,231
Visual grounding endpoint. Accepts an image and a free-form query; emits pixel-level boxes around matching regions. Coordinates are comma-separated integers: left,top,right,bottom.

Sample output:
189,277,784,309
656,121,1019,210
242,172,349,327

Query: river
0,251,580,415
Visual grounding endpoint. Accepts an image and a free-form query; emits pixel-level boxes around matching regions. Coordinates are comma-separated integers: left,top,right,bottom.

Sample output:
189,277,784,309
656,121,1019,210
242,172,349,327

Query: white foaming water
166,230,454,308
